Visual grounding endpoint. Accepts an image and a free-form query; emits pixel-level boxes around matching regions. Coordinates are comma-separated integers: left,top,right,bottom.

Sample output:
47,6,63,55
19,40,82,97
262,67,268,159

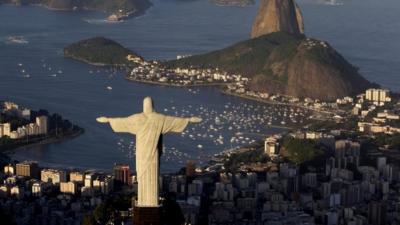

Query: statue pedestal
133,205,161,225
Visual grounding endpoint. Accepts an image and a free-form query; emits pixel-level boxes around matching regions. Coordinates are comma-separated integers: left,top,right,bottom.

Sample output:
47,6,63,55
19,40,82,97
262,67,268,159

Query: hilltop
165,32,374,101
64,37,141,66
251,0,304,38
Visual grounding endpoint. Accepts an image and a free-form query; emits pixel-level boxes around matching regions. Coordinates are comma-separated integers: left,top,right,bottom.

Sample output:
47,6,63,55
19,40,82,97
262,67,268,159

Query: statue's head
143,97,154,114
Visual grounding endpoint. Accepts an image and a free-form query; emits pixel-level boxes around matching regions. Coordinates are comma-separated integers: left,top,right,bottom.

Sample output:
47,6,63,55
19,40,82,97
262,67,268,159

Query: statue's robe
108,113,189,206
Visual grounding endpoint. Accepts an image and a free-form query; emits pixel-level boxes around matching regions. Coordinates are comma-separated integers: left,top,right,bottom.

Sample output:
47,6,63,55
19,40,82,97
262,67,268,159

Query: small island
64,37,142,66
0,101,84,152
213,0,255,7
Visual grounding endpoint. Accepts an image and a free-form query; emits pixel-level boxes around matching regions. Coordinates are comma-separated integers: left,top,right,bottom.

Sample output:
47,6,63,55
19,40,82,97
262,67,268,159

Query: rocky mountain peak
251,0,304,38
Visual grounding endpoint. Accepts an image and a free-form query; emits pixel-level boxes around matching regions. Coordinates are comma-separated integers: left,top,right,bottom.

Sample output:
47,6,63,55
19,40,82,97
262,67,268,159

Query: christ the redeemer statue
96,97,201,207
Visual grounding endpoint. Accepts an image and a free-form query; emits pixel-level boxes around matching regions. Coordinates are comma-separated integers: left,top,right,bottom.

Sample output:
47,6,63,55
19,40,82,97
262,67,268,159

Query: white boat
325,0,343,6
7,36,28,44
107,86,113,90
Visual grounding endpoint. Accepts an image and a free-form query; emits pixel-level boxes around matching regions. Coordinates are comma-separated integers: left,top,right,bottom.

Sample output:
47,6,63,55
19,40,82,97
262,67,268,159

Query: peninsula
64,37,142,66
0,101,84,152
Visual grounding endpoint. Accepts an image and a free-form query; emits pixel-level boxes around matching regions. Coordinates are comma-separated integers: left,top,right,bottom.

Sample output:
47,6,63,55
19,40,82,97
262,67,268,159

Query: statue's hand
96,117,109,123
189,117,202,123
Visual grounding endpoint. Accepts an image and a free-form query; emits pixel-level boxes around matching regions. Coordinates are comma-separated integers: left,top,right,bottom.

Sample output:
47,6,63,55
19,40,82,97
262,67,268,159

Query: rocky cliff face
251,0,304,38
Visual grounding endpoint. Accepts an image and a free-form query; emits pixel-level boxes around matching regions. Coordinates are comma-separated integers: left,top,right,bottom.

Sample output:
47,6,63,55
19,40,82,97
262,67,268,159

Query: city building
4,164,14,175
365,89,391,105
113,163,130,186
32,181,51,197
0,123,11,137
93,175,114,194
70,171,84,183
60,181,78,195
84,173,95,187
264,136,280,157
36,115,48,135
368,201,387,225
10,186,24,199
16,161,39,178
41,169,67,184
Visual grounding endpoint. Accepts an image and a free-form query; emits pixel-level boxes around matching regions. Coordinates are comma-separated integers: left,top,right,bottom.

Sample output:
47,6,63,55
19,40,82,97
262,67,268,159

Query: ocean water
0,0,399,172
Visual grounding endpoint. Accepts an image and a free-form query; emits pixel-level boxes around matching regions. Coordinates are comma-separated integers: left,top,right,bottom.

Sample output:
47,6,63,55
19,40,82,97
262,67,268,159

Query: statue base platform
133,205,161,225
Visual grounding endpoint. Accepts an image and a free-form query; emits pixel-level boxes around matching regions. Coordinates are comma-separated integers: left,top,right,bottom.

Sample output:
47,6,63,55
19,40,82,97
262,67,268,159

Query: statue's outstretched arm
162,115,201,134
96,116,109,123
97,115,139,134
189,117,202,123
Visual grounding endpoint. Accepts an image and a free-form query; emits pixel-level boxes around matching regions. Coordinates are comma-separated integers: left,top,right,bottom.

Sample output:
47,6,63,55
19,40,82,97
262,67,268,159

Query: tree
93,201,115,224
161,193,185,225
81,215,96,225
282,137,322,164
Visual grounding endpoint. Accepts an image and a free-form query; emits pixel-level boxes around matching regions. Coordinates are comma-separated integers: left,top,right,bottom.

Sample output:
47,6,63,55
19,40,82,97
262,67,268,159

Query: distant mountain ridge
1,0,152,17
165,32,374,101
213,0,255,7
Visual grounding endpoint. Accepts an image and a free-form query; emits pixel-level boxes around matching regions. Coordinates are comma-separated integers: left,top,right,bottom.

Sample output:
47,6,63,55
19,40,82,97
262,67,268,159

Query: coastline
64,55,129,67
125,77,333,116
0,2,152,20
125,76,233,87
63,52,334,118
126,76,334,127
1,128,84,154
220,89,334,115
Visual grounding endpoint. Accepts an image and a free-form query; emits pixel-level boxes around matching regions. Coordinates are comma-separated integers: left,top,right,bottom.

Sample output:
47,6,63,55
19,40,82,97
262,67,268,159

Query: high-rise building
32,182,51,197
16,161,39,178
10,186,24,199
377,157,387,174
368,201,387,225
365,89,391,105
84,173,95,187
335,140,360,158
70,171,84,183
302,173,317,188
264,136,280,157
93,175,114,194
4,164,14,175
60,181,78,195
41,169,67,184
113,163,130,186
0,123,11,137
186,161,196,177
36,116,48,135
